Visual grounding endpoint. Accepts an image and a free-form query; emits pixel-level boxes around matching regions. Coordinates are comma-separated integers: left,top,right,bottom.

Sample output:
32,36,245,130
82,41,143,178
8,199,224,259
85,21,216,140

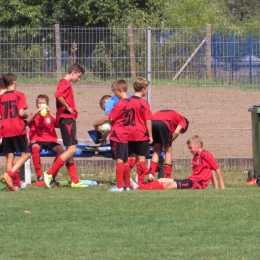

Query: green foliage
0,0,42,27
163,0,228,27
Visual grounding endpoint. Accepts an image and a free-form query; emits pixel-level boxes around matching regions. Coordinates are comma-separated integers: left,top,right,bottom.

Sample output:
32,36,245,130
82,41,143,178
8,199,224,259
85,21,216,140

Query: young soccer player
27,94,64,187
43,63,88,188
137,135,225,190
0,73,30,191
146,109,189,180
127,77,153,186
93,78,132,192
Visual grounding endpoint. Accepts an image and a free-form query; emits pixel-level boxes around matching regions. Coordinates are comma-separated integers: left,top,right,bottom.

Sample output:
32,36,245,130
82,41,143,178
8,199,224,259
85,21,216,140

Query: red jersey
55,79,78,122
188,149,219,188
0,90,28,137
29,114,59,144
128,96,152,141
152,110,186,134
108,98,132,144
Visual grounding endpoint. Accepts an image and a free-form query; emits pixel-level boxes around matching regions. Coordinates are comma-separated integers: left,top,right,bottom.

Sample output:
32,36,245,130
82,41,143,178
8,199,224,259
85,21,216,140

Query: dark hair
99,95,112,109
36,94,49,105
0,77,4,89
181,117,189,134
68,63,85,74
2,73,16,88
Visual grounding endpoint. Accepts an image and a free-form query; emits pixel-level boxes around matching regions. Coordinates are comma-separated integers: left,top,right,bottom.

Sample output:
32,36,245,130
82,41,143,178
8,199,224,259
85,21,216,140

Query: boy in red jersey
127,77,153,186
27,94,64,187
137,135,225,190
43,63,88,188
0,73,30,191
93,79,132,192
147,109,189,180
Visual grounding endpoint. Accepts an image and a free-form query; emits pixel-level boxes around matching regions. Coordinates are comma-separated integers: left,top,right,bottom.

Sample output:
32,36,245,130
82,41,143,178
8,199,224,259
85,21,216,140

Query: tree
163,0,229,27
0,0,42,27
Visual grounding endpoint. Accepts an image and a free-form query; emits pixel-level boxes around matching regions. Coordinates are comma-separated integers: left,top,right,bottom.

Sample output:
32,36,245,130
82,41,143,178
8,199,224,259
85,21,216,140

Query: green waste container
248,105,260,180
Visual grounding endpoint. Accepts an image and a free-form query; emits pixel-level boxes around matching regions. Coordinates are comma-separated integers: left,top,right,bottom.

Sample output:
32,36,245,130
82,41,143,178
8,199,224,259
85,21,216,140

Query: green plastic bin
248,105,260,180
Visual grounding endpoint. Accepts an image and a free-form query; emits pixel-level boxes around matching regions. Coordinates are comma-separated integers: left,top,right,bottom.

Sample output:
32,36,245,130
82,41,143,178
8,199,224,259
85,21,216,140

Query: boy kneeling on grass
135,135,225,190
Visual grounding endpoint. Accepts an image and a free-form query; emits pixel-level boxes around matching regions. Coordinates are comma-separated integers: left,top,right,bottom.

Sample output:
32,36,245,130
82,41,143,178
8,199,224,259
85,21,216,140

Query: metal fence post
55,24,62,79
206,24,212,79
147,27,151,107
249,34,252,84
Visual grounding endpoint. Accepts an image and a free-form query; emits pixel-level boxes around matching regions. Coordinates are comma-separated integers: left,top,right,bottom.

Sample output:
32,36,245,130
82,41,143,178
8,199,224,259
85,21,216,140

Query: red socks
47,156,64,176
137,161,147,185
127,157,136,170
116,162,124,188
31,146,42,177
164,165,172,178
66,163,79,184
138,180,164,190
123,163,131,188
147,160,158,177
7,170,21,188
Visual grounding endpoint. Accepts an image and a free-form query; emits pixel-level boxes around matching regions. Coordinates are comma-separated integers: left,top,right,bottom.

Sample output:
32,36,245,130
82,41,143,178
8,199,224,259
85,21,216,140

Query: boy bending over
137,135,225,190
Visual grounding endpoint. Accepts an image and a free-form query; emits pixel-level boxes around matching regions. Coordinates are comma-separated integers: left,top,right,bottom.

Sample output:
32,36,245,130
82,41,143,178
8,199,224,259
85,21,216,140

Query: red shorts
175,179,203,189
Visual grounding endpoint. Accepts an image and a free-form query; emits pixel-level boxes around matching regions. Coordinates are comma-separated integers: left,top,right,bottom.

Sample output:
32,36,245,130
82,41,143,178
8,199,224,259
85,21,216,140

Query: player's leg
31,143,43,181
163,146,173,178
50,143,65,179
147,143,162,177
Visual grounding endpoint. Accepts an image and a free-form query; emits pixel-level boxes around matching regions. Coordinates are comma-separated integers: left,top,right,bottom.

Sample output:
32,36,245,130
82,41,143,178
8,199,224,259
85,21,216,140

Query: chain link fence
0,25,259,171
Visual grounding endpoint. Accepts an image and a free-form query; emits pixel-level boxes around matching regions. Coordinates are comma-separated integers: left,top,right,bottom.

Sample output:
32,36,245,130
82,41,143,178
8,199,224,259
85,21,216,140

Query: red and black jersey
128,96,152,141
188,149,219,188
108,98,132,144
152,110,186,134
29,114,59,144
55,79,78,121
0,90,28,137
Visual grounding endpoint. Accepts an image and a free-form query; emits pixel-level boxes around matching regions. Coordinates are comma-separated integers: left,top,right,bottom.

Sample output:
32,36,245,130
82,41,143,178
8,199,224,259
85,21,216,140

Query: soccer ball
98,122,111,134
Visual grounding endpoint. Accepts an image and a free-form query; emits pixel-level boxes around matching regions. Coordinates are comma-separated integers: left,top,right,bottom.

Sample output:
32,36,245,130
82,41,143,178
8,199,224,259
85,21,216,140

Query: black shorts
110,140,128,161
152,120,171,147
59,118,78,146
2,135,29,154
128,141,150,157
30,141,61,151
175,179,203,190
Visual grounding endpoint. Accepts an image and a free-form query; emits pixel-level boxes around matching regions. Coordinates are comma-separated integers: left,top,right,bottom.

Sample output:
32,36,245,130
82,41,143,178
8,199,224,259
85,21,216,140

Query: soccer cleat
37,176,44,181
2,173,16,192
71,181,88,188
124,187,131,191
245,178,257,186
50,178,59,187
107,186,124,192
43,171,53,188
35,181,46,187
130,178,139,190
147,174,156,182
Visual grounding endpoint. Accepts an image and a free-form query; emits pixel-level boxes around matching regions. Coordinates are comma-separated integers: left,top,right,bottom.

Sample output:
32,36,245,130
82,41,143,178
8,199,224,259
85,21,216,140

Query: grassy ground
0,170,259,260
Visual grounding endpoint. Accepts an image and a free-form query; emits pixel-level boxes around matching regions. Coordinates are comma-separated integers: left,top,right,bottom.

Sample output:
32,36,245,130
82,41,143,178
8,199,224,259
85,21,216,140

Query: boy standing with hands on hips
44,63,88,188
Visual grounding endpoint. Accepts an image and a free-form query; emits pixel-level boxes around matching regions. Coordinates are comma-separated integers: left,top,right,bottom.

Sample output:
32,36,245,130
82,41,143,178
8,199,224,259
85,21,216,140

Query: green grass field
0,170,260,260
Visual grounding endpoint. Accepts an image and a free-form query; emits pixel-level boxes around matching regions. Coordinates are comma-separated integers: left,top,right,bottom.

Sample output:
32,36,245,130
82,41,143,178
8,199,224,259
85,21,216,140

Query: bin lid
248,105,260,113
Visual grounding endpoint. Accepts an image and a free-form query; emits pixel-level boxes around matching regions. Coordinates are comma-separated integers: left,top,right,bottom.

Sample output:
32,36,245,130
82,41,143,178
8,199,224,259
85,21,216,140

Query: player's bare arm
93,116,111,130
146,119,153,144
211,171,218,189
171,125,183,142
19,109,28,119
215,168,225,189
56,96,73,114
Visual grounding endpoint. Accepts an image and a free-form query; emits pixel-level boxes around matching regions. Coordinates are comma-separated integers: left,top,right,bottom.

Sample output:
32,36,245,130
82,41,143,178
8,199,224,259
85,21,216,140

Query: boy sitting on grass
135,135,225,190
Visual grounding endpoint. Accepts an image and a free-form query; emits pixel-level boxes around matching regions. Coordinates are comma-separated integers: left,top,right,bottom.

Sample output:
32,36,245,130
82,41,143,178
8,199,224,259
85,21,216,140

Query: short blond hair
133,77,150,92
186,135,203,147
111,78,128,92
